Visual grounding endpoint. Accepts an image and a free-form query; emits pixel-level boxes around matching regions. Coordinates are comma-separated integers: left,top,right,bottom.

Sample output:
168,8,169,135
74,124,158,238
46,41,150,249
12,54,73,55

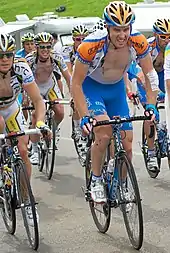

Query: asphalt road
0,104,170,253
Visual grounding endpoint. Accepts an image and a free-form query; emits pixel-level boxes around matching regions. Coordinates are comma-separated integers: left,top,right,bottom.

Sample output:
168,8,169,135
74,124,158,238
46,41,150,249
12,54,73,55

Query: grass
0,0,168,22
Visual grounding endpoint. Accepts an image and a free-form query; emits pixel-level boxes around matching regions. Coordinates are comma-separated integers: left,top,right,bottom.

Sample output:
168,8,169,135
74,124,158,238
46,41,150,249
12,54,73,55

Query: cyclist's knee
53,105,64,122
0,115,5,133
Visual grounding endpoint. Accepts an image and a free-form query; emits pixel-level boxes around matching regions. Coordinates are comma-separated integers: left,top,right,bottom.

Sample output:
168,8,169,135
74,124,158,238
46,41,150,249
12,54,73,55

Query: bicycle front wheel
118,153,143,250
0,184,16,235
85,148,111,233
16,159,39,250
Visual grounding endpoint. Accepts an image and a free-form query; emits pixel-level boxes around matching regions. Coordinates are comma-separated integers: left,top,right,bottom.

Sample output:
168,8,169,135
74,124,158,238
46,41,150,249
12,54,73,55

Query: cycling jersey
0,58,34,109
62,44,76,66
164,42,170,81
76,29,150,83
15,48,27,58
25,50,68,77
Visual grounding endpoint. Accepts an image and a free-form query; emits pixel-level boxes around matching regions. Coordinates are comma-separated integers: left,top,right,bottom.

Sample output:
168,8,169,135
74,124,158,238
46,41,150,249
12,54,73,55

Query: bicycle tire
1,184,16,235
16,159,39,250
38,141,46,172
85,148,111,233
118,153,143,250
142,121,161,178
45,118,56,180
0,148,16,235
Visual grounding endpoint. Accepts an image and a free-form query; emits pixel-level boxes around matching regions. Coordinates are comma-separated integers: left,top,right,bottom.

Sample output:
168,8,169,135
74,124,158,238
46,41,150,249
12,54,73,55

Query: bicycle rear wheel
85,148,111,233
16,159,39,250
118,153,143,250
142,121,161,178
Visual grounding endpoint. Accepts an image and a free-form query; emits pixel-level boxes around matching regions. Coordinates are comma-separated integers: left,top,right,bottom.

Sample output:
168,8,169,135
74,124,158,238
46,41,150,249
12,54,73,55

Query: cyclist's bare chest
35,60,53,84
103,46,130,71
0,74,13,98
101,45,130,81
153,52,164,72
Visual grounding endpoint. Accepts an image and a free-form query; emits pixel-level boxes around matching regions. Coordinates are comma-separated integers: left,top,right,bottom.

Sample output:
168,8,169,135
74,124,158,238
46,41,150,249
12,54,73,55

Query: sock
92,173,103,181
32,142,38,153
148,149,155,157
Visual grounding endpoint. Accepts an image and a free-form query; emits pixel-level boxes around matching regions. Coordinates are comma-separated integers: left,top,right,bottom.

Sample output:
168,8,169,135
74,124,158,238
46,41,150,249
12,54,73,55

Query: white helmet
0,33,15,52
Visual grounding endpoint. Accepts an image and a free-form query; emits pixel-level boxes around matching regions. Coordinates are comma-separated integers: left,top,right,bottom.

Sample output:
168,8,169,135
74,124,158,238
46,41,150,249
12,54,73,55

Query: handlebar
22,99,70,110
0,128,41,140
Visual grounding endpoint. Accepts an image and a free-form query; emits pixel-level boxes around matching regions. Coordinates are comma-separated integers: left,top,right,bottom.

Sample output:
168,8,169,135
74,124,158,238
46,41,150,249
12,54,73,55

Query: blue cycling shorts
82,76,132,131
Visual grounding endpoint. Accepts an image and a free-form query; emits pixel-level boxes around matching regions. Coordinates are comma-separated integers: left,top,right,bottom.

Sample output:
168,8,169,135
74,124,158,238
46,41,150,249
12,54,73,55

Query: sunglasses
0,52,14,59
73,37,85,42
159,34,170,40
39,45,52,50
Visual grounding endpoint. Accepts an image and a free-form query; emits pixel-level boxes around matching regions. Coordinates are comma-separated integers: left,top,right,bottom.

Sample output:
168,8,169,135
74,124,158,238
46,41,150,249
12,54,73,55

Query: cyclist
72,1,159,203
25,32,71,165
128,18,170,172
62,24,89,159
0,33,49,225
16,32,35,58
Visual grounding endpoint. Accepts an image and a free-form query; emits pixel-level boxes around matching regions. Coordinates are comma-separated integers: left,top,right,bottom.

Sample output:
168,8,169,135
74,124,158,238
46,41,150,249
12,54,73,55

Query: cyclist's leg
137,81,158,170
82,77,112,203
0,114,5,133
47,75,64,127
106,78,133,162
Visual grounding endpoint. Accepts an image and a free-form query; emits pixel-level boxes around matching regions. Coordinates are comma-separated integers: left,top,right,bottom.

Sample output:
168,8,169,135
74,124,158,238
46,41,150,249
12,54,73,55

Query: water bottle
106,159,114,193
157,121,167,154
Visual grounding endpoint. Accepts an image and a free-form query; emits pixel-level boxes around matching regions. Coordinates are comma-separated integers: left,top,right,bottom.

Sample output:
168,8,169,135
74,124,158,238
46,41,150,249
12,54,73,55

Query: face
108,26,130,48
37,42,52,60
0,51,14,73
23,41,35,54
73,35,86,50
156,34,170,51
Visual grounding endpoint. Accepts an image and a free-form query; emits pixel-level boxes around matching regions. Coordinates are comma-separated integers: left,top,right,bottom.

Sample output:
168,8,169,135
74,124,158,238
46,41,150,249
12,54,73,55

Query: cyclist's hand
80,116,96,135
36,121,52,138
127,92,139,105
144,104,159,122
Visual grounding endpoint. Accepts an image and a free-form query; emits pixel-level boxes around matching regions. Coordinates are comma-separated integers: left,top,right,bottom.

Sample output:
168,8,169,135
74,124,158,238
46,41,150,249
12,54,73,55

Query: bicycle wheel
45,118,56,180
142,121,161,178
85,148,111,233
16,159,39,250
38,140,46,172
118,153,143,250
0,184,16,235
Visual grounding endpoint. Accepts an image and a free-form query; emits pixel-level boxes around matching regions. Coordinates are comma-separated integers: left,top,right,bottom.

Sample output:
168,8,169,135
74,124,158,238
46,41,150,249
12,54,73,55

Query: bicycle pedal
110,199,119,208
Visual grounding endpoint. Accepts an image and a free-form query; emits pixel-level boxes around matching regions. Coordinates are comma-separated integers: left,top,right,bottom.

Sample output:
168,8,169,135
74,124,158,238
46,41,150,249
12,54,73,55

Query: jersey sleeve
164,43,170,81
53,52,68,71
25,52,35,67
13,60,35,85
130,31,150,59
76,39,105,64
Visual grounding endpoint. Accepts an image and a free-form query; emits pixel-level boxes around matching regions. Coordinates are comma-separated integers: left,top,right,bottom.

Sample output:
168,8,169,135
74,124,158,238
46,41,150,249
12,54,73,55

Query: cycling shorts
82,76,132,131
0,100,25,133
38,74,62,101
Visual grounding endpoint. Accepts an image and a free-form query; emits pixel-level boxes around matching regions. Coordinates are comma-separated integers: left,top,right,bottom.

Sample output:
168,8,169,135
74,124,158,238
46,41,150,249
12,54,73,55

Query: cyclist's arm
60,68,71,92
124,73,133,94
139,53,159,105
24,82,46,122
164,43,170,138
71,58,89,117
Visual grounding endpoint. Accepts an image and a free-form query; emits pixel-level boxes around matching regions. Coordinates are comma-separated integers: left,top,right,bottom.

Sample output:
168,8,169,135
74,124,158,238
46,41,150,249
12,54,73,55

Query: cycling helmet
71,24,89,37
103,1,135,27
21,32,35,43
0,33,15,52
153,18,170,34
34,32,53,45
92,19,107,32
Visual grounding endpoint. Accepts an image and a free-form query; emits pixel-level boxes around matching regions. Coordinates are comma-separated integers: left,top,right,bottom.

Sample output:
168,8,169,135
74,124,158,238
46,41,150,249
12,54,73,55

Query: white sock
32,142,38,153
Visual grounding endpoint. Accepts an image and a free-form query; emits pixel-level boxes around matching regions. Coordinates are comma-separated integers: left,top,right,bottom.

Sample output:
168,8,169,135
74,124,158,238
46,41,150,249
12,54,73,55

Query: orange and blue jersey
76,29,150,83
